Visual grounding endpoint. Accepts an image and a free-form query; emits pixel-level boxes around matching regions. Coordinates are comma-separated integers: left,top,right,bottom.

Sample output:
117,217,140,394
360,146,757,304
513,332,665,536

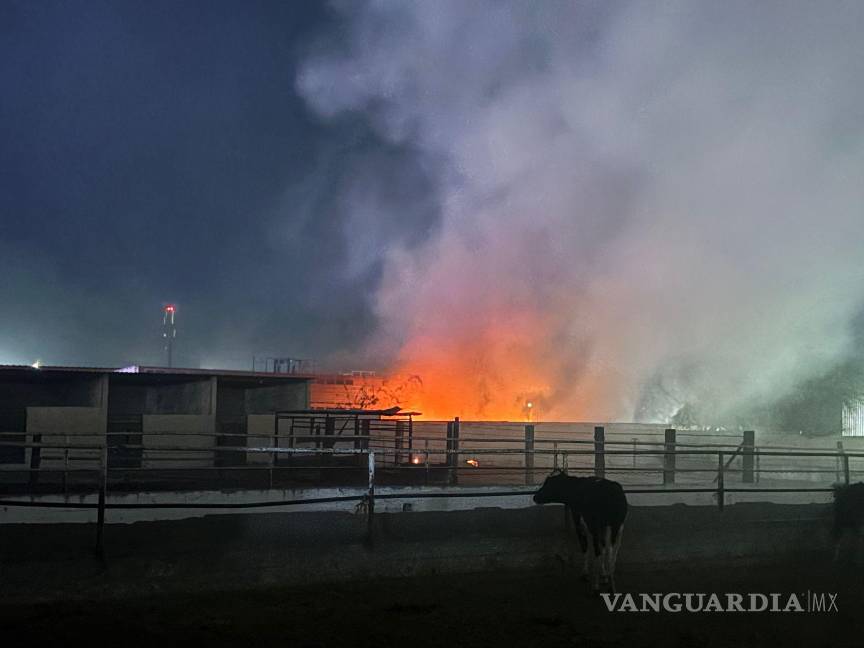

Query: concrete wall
244,382,308,414
0,501,834,604
142,415,215,468
246,414,275,465
0,375,104,469
143,379,213,415
26,406,104,469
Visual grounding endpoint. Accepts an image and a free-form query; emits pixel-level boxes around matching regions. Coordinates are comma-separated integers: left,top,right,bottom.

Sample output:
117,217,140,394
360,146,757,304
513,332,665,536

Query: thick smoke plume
298,1,864,422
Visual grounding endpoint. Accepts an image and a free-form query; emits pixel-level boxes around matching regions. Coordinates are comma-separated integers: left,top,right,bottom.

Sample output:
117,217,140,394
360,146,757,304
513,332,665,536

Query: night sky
0,0,438,370
4,1,864,424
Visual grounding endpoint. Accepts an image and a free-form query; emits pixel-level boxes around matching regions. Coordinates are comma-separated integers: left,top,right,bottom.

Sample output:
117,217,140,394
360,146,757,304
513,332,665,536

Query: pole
361,419,370,450
836,441,844,483
366,451,375,545
446,421,454,481
408,416,413,456
448,418,460,486
663,428,676,485
843,453,851,486
717,451,725,512
63,435,69,495
742,430,755,484
96,435,108,558
594,426,605,479
395,420,404,465
525,424,535,485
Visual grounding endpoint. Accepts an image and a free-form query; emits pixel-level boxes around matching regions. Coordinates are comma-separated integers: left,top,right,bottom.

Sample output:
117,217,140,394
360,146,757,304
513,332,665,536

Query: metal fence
2,423,864,556
2,424,864,492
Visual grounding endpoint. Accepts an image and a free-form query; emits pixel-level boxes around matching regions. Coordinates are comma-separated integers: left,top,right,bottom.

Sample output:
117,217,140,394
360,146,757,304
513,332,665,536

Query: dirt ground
1,559,862,648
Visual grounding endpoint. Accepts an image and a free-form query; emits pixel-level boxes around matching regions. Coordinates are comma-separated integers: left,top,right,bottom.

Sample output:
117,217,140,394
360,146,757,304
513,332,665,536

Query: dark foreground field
2,560,862,648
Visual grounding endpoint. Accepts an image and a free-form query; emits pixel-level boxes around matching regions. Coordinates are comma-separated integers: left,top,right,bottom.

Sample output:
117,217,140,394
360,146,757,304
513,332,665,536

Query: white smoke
298,0,864,421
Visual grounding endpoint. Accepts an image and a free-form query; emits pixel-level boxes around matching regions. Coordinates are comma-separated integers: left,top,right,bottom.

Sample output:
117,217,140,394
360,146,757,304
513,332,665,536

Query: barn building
0,365,424,492
0,365,310,477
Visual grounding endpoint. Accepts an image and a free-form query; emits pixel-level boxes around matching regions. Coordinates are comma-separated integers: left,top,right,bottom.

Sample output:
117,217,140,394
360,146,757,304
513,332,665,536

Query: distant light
31,360,41,369
164,305,175,312
411,456,421,465
466,458,479,468
526,401,533,409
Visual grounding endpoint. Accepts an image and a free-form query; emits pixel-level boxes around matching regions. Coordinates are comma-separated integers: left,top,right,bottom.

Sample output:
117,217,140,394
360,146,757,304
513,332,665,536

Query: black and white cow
534,471,628,593
833,482,864,561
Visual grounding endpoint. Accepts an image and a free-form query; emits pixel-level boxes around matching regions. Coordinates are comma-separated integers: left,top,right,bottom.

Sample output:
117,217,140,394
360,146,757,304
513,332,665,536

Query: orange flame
390,311,568,420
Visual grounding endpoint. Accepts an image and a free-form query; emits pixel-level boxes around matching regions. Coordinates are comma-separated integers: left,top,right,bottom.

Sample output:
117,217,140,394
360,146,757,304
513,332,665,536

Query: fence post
717,452,725,512
96,434,108,558
842,452,850,486
446,421,454,483
28,433,42,488
664,428,676,485
553,442,559,471
742,430,755,484
273,416,280,474
447,418,460,486
366,451,375,545
524,424,535,485
395,420,404,466
594,426,605,479
269,448,274,490
63,435,69,495
836,441,844,483
361,419,370,450
408,416,414,456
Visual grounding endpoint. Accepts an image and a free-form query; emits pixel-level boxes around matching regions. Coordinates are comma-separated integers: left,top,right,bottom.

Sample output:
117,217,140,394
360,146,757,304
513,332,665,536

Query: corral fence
2,421,863,555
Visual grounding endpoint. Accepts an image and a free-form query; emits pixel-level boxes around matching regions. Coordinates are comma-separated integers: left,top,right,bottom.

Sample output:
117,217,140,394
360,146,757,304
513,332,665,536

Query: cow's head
533,470,570,504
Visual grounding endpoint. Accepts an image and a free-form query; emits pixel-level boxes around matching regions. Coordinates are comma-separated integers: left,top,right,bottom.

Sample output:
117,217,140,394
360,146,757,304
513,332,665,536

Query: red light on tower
162,304,177,367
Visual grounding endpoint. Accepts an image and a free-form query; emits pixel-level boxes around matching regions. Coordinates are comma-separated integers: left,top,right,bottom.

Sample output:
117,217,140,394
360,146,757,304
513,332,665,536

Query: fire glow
388,310,610,421
299,2,864,429
390,313,564,421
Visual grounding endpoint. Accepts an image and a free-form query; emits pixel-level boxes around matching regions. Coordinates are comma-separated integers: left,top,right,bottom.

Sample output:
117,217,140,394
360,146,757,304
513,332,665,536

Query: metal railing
2,425,863,556
2,425,862,489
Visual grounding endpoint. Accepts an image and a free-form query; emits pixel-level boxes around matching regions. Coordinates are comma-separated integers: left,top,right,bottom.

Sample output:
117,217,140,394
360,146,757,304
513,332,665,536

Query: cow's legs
591,529,604,592
569,508,591,577
581,527,592,580
602,527,612,585
607,525,624,594
610,524,624,575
